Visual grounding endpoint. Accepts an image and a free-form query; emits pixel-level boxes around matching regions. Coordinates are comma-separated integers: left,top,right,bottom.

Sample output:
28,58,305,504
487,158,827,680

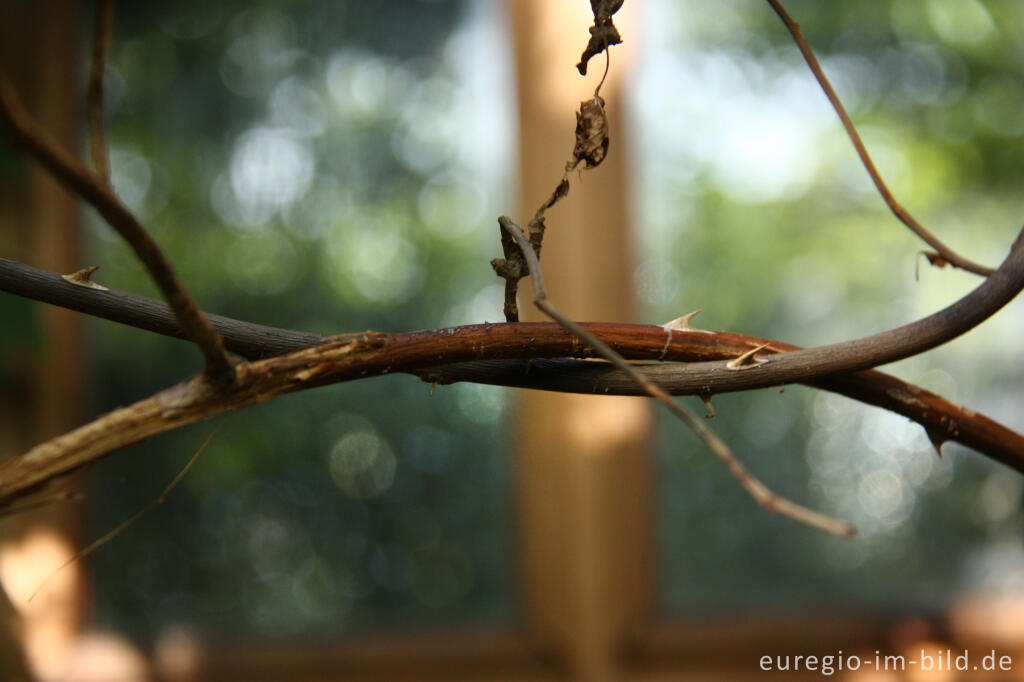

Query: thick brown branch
0,73,236,387
766,0,995,277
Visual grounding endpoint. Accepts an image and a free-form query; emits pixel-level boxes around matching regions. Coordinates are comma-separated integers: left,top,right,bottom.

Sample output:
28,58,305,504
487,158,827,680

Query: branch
0,258,320,359
1,255,1023,476
0,333,389,505
6,219,1023,390
497,216,854,536
0,72,236,387
766,0,995,277
420,359,1024,474
87,0,116,182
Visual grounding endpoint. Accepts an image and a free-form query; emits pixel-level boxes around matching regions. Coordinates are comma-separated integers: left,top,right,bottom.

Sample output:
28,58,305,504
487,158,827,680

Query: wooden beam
505,2,653,679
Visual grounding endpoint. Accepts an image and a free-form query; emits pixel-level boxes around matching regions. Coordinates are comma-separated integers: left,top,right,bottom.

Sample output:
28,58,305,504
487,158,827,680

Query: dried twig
0,73,236,387
492,8,619,321
766,0,995,277
28,430,214,603
498,216,855,537
87,0,116,182
491,179,569,321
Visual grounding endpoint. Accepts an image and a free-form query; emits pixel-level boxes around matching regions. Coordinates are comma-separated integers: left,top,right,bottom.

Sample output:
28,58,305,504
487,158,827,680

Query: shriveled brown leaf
566,96,609,171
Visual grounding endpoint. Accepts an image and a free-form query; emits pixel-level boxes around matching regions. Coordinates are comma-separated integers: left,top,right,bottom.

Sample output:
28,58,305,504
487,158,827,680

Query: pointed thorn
725,343,771,370
700,393,716,418
62,265,109,291
662,309,710,333
925,428,947,457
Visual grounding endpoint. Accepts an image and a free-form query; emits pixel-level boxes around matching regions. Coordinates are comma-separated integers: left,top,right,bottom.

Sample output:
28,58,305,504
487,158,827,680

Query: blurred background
1,0,1023,680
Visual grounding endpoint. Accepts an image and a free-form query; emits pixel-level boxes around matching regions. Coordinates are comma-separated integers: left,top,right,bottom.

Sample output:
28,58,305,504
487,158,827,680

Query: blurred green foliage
85,0,515,641
633,0,1024,613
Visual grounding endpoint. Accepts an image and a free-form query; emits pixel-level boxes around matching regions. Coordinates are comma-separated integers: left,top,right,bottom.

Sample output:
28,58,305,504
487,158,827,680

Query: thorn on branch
662,308,711,333
926,428,947,457
701,393,716,418
61,265,108,291
725,343,772,370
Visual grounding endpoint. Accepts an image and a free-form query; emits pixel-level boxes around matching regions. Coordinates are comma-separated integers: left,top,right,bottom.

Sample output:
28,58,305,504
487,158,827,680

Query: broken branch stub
491,179,570,322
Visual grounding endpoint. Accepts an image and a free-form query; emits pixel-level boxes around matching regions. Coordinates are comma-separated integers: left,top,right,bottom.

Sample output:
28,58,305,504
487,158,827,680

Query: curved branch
1,227,1022,505
5,222,1022,393
766,0,995,277
0,73,236,387
421,359,1024,473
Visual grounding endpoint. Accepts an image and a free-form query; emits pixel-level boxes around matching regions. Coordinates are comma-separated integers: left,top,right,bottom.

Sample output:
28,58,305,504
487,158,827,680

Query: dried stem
766,0,995,277
498,216,855,537
0,72,236,387
28,430,213,601
87,0,115,182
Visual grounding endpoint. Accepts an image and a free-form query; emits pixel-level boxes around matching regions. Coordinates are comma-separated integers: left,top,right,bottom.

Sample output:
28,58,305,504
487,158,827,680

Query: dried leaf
578,0,624,75
577,23,622,75
566,96,609,171
591,0,625,19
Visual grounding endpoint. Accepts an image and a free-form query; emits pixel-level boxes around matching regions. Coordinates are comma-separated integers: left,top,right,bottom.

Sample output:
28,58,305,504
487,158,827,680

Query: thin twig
28,430,215,603
0,491,84,519
0,72,236,388
498,216,855,537
87,0,116,182
595,38,611,98
765,0,994,277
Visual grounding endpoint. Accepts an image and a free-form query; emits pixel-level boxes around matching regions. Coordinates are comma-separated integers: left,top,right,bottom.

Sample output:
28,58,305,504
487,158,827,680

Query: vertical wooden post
506,2,653,680
0,2,87,679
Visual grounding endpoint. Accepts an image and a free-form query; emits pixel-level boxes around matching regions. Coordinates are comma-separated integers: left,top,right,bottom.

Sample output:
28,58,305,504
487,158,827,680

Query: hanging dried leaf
591,0,624,17
566,96,609,172
577,24,621,76
578,1,625,75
